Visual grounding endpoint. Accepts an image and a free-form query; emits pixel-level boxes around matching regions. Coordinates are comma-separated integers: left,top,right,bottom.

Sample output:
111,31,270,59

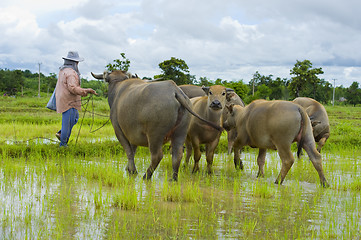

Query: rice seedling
1,97,361,239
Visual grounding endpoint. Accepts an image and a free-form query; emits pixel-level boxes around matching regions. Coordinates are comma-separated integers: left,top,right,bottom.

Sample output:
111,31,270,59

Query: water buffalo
185,85,233,173
223,99,329,187
91,70,222,181
223,91,245,153
293,97,330,152
179,84,206,98
179,84,245,154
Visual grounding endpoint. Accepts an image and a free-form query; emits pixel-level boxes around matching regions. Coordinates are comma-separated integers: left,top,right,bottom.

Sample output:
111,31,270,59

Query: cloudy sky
1,0,360,87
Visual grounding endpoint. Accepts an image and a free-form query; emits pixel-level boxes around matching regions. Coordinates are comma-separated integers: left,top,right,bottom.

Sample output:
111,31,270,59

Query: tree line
1,54,360,106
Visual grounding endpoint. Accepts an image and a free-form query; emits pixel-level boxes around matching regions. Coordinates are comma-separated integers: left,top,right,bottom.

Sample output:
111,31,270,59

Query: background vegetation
1,53,360,105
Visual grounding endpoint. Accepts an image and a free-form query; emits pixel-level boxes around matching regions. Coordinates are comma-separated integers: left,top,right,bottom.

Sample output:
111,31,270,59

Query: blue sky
1,0,361,87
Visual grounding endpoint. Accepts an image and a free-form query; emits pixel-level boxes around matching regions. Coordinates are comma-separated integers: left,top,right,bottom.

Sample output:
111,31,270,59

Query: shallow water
0,149,360,239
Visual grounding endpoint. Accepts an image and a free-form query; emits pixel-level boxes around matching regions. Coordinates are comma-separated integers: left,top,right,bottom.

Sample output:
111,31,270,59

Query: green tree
215,78,228,85
41,73,57,93
256,84,272,99
249,71,272,95
0,69,23,95
106,53,130,71
289,60,323,98
335,85,348,104
268,77,288,100
198,76,212,86
155,57,194,85
346,82,361,106
249,71,288,100
314,79,332,103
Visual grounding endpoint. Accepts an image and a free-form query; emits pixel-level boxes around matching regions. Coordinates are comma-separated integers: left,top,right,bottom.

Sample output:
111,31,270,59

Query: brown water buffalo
179,84,245,154
223,100,329,187
91,70,222,181
185,85,233,173
292,97,330,152
223,91,245,153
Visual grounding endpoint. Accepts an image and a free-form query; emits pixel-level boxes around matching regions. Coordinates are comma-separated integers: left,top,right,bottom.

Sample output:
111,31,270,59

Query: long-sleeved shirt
55,68,88,113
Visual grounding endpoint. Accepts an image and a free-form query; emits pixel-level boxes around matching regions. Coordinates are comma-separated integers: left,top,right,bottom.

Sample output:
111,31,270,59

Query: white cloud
1,0,361,87
1,0,87,13
219,17,263,43
0,7,40,40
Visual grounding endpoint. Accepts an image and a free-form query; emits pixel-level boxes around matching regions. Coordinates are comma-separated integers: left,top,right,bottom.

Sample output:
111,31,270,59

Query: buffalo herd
92,71,330,187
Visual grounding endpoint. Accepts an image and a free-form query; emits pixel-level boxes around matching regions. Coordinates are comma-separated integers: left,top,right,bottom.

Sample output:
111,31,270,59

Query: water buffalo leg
233,145,243,170
205,139,220,174
112,122,137,174
256,148,267,178
227,129,237,154
171,136,187,181
184,139,193,165
303,141,329,188
128,144,138,173
143,142,163,180
171,143,183,181
192,140,202,173
275,146,295,185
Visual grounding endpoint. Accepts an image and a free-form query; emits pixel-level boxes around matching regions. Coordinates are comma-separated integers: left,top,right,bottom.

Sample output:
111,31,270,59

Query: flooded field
1,146,360,239
1,98,360,239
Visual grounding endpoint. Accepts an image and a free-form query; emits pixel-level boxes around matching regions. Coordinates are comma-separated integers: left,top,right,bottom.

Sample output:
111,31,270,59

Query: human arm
66,71,97,96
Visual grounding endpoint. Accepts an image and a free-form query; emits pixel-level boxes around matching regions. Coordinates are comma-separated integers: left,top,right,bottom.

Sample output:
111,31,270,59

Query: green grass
0,96,361,239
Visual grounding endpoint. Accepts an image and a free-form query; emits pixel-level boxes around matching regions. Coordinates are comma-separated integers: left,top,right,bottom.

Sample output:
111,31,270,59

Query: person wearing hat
55,51,96,147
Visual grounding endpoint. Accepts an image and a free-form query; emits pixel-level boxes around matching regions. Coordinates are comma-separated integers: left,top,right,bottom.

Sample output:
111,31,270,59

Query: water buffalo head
223,104,245,131
202,85,234,111
91,70,134,83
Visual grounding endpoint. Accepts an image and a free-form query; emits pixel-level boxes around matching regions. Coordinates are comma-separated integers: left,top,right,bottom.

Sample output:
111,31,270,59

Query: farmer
55,51,96,147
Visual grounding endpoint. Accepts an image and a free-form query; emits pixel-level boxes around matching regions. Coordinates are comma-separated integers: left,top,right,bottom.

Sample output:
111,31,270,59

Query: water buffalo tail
297,107,308,158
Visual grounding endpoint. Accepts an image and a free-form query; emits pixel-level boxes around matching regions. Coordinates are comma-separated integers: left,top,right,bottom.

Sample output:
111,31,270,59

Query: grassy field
0,96,361,239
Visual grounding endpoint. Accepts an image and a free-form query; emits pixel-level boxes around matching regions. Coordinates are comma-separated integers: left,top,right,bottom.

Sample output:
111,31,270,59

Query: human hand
86,88,97,95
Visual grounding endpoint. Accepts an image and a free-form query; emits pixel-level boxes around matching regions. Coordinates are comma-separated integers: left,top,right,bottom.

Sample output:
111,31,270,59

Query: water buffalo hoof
321,181,330,188
235,163,244,170
274,179,282,185
191,164,200,174
172,173,178,181
143,170,153,180
126,167,138,175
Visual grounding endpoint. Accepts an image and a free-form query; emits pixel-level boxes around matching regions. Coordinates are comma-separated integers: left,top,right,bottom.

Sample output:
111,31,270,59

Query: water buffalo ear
311,120,321,127
226,92,236,102
202,86,210,95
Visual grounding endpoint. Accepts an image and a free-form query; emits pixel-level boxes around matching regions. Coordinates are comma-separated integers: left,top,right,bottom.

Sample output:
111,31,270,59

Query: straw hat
62,51,84,62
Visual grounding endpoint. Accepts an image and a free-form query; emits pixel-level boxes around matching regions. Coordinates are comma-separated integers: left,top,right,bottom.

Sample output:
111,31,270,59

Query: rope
6,94,110,146
75,95,91,146
75,94,110,146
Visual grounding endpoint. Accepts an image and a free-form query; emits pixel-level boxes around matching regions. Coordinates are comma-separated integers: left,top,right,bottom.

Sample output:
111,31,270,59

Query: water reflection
0,151,360,239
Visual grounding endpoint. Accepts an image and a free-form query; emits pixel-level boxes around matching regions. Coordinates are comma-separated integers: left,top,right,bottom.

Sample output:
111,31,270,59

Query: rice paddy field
0,96,361,239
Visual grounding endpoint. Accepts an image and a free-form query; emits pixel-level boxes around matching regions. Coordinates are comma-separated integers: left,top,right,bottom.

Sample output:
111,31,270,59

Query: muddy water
0,150,360,239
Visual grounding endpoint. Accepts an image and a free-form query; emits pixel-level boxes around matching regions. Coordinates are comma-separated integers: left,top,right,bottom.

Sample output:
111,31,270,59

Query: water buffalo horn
91,72,103,79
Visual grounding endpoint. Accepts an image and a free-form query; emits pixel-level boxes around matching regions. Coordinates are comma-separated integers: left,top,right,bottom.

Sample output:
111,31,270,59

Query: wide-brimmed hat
62,51,84,62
